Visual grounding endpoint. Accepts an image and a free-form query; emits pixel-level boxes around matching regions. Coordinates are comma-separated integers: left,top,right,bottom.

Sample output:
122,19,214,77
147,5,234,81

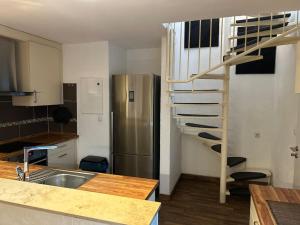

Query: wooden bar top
79,173,158,200
0,132,78,160
0,161,158,200
250,184,300,225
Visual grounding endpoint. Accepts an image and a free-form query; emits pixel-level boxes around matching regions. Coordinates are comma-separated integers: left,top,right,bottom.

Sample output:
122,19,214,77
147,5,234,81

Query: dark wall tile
12,106,34,121
34,106,47,118
20,122,48,137
0,102,33,123
0,102,15,123
0,126,19,140
63,122,77,133
63,83,77,102
47,105,61,118
0,82,78,141
63,102,77,118
49,121,62,133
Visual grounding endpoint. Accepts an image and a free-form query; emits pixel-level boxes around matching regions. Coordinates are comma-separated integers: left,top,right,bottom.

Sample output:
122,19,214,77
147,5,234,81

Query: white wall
272,44,298,187
63,41,175,193
109,44,126,75
171,20,299,187
160,35,182,195
63,41,111,163
126,48,161,75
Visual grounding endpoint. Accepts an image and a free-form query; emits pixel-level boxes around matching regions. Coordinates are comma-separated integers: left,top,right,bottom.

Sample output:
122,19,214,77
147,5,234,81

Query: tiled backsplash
48,83,77,133
0,83,77,141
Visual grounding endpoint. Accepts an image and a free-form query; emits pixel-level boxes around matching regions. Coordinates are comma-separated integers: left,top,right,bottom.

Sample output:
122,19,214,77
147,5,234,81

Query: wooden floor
159,175,250,225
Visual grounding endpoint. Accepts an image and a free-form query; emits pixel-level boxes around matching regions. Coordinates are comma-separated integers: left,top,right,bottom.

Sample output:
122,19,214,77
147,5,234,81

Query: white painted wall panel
126,48,161,75
63,42,110,164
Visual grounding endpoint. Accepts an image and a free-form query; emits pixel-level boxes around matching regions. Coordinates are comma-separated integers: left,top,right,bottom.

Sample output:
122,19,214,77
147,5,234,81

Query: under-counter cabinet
12,41,62,106
48,140,77,169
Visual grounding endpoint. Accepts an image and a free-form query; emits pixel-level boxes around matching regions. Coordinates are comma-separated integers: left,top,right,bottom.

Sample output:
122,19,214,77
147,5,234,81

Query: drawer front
48,140,76,169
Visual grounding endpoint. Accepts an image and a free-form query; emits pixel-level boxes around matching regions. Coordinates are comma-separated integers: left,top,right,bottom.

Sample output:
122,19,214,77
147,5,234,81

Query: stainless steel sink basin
30,169,96,189
42,174,89,188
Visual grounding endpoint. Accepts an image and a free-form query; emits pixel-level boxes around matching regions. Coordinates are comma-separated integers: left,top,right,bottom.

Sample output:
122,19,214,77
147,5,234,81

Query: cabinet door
13,41,62,106
249,198,260,225
48,140,76,169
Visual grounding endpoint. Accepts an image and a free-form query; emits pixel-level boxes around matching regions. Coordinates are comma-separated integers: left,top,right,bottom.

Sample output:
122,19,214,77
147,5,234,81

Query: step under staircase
165,11,300,203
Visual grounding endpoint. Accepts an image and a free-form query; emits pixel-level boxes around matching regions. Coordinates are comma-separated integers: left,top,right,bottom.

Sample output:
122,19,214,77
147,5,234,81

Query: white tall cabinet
12,41,62,106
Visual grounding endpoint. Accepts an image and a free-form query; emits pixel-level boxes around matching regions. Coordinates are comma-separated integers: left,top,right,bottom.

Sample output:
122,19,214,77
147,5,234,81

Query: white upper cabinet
12,41,62,106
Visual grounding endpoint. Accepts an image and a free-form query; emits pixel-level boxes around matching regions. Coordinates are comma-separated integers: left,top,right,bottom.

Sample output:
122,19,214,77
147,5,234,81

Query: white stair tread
233,13,291,25
226,55,264,65
231,18,289,27
228,37,300,54
189,134,222,145
226,168,272,183
190,74,226,80
228,24,297,39
174,114,223,119
240,168,272,176
170,103,221,107
169,89,224,94
179,125,223,132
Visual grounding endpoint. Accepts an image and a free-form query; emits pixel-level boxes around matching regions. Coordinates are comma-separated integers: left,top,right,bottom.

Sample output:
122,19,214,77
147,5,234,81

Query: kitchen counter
0,161,160,224
0,178,160,225
0,134,160,224
0,132,78,161
250,184,300,225
0,161,158,200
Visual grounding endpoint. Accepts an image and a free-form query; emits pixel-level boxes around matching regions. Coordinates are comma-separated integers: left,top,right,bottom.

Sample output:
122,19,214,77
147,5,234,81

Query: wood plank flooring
159,175,250,225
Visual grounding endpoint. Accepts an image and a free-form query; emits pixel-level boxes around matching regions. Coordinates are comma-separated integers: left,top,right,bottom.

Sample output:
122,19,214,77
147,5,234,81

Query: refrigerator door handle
110,111,114,173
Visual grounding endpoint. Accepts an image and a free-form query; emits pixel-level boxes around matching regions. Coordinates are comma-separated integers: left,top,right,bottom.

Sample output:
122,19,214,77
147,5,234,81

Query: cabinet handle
58,153,67,158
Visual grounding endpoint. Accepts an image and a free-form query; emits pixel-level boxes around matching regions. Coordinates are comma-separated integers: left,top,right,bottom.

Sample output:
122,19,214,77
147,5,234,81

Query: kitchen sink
30,169,96,189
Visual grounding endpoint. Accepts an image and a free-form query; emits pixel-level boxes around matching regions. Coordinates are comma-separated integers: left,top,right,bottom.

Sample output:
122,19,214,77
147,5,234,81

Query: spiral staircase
165,12,300,203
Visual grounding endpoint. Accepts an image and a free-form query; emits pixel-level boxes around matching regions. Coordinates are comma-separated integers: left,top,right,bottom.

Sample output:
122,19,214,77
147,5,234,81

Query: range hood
0,36,32,96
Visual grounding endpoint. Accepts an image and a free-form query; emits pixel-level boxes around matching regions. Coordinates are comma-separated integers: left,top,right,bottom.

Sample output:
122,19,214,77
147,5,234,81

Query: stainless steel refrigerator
111,74,160,179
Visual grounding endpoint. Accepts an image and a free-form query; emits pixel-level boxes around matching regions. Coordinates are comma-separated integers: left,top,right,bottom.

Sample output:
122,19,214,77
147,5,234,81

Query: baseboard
181,173,220,183
159,174,182,201
170,174,182,195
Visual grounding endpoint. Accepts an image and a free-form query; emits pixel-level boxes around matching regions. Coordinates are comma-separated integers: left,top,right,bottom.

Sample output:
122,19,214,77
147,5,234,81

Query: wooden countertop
79,173,158,200
0,132,78,160
0,161,158,200
250,184,300,225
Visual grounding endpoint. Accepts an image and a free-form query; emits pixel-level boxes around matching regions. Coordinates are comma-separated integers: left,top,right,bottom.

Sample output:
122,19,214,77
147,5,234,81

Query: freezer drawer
114,154,153,179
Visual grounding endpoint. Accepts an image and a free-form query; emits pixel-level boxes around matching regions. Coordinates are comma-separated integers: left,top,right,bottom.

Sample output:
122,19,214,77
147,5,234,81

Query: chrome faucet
16,145,58,181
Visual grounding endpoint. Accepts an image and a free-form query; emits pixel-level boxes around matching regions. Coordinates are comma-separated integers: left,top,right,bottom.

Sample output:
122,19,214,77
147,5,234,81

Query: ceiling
0,0,299,49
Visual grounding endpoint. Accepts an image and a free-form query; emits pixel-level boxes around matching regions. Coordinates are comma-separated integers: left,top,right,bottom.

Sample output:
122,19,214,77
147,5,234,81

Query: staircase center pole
220,65,230,203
